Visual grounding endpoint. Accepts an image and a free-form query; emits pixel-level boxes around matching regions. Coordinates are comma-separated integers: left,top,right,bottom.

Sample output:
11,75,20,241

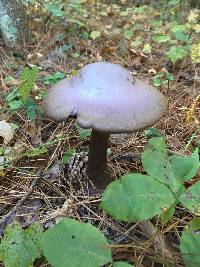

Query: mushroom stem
87,130,111,189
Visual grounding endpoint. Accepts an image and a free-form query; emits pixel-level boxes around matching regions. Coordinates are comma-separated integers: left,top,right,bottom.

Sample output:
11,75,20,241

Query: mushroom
44,62,167,189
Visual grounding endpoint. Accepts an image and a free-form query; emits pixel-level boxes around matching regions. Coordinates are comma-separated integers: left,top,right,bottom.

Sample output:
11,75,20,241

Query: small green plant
43,71,65,85
180,218,200,267
6,67,38,121
101,137,199,222
0,137,199,267
101,137,200,265
0,219,135,267
0,223,42,267
153,70,174,87
40,218,112,267
76,124,91,140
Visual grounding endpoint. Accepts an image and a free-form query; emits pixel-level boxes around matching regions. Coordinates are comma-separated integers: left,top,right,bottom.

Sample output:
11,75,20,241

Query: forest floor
0,1,199,266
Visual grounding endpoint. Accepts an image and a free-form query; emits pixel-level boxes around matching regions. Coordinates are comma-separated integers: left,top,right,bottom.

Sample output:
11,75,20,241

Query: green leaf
174,31,189,42
0,223,42,267
124,30,134,40
40,218,112,267
142,138,199,194
6,88,19,103
166,46,188,64
170,148,199,182
44,3,65,17
8,99,24,110
76,124,91,140
101,173,175,222
179,181,200,215
142,138,169,181
153,34,170,43
114,262,135,267
43,72,65,85
144,128,163,139
171,24,187,33
25,147,48,157
90,31,101,40
166,72,174,81
143,137,167,154
152,73,169,87
24,98,37,121
180,218,200,267
62,148,76,165
160,202,177,224
19,67,38,102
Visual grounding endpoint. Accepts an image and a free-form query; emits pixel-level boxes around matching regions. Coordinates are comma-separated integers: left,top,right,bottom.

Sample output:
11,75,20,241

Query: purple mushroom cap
44,62,167,133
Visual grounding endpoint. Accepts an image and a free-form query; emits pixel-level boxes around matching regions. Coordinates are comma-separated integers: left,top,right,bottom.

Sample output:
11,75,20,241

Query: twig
138,220,181,263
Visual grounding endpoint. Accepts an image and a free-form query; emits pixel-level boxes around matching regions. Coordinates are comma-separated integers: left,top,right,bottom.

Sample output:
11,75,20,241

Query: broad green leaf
170,148,199,182
141,138,169,185
180,218,200,267
153,34,170,43
101,173,175,222
0,223,42,267
19,67,38,102
114,262,135,267
142,138,199,194
40,218,112,267
179,181,200,215
174,31,189,42
144,137,167,152
166,46,188,64
90,31,101,40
